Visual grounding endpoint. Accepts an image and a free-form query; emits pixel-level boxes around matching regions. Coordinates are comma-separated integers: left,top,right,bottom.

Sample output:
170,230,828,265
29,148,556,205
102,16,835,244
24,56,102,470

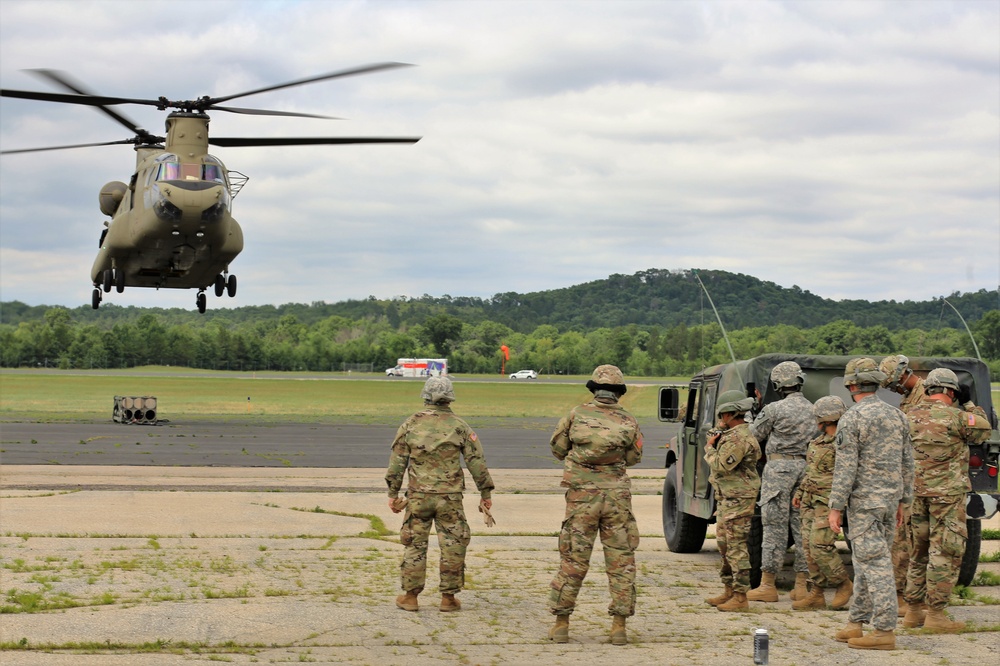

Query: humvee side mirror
658,387,681,422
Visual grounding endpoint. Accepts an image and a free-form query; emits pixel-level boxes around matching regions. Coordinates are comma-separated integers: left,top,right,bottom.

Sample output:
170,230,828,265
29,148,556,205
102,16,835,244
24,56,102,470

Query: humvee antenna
942,298,981,361
693,270,743,385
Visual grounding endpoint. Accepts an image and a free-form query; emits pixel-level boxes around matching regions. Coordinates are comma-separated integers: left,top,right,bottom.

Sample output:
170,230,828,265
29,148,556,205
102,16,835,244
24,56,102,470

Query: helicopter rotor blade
26,69,151,137
210,105,341,119
1,88,164,110
207,62,414,106
0,139,144,155
209,136,421,147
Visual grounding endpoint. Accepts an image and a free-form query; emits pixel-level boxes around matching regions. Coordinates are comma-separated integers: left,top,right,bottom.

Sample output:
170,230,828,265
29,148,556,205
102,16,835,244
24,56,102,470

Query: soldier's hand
479,498,495,527
480,498,492,511
389,497,407,513
791,496,801,509
895,502,905,528
829,508,842,535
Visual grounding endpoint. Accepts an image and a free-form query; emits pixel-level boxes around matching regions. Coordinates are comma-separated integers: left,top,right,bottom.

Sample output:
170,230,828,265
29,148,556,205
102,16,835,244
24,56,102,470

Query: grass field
0,369,675,423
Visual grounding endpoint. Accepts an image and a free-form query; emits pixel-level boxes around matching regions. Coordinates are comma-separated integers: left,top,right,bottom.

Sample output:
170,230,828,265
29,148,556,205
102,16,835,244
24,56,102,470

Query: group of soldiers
385,365,644,645
703,356,990,651
382,358,990,650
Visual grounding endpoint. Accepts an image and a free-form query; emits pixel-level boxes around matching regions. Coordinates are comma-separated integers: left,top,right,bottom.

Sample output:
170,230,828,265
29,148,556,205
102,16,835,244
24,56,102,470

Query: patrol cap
770,361,805,390
878,354,910,389
586,364,627,395
843,357,886,389
925,368,960,392
814,395,847,423
421,376,455,404
716,389,755,416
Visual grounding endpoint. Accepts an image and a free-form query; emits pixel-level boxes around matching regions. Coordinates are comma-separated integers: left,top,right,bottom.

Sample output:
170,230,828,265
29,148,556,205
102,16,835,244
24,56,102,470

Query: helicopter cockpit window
202,164,225,183
156,162,180,181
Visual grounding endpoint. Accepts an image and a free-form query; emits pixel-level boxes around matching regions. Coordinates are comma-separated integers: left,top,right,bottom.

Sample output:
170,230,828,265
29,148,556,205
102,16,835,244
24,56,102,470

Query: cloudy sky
1,0,997,312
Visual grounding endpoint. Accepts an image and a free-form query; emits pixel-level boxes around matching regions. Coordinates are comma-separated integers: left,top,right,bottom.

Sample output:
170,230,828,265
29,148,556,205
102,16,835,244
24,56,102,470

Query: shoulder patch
725,454,737,466
967,413,976,427
469,431,478,441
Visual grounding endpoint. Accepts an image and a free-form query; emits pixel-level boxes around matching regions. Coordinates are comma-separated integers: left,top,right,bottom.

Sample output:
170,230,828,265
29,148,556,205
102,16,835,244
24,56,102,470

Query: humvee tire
958,518,981,587
662,470,708,553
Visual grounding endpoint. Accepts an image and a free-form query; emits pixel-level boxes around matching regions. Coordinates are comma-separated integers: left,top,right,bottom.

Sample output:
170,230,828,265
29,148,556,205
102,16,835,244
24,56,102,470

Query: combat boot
610,615,627,645
548,615,569,643
848,629,895,650
705,585,734,606
789,572,809,601
835,621,864,642
923,607,964,633
747,572,779,602
830,578,853,610
440,593,461,612
902,602,926,628
792,584,826,610
395,589,419,612
896,592,908,617
717,591,749,612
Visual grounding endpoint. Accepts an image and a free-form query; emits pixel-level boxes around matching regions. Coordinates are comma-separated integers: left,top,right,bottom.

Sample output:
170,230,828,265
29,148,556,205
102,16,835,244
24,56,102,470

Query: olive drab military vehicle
0,65,420,313
658,354,1000,587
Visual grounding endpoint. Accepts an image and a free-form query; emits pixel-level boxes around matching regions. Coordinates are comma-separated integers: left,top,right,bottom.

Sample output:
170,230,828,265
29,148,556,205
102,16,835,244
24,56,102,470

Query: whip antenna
942,298,981,361
693,269,743,385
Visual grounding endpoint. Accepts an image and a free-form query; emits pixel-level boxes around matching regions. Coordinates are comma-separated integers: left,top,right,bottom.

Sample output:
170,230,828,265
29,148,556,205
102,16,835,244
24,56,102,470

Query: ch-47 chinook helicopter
0,64,420,313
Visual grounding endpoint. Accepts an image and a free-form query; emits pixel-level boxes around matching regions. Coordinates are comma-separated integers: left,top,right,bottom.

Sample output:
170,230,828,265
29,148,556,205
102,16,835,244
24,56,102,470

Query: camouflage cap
586,364,627,395
770,361,805,390
421,376,456,404
878,354,910,388
843,357,886,389
814,395,847,423
716,389,755,416
925,367,960,392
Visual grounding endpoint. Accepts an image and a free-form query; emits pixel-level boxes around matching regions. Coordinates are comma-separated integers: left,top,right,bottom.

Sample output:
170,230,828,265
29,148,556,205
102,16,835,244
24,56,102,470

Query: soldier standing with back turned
747,361,815,603
386,376,495,613
548,365,643,646
829,358,914,651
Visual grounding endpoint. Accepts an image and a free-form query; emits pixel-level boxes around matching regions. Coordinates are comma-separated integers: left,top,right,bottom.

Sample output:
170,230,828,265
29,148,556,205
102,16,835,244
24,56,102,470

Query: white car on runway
509,369,538,379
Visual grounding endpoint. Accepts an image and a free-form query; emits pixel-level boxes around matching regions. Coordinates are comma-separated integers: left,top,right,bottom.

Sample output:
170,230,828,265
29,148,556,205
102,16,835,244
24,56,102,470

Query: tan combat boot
791,584,826,610
848,629,895,650
610,615,627,645
395,590,419,612
923,607,965,633
830,578,853,610
896,592,908,617
440,593,461,612
717,591,749,612
789,572,809,601
747,572,779,602
901,602,927,628
548,615,569,643
705,585,734,606
834,622,864,642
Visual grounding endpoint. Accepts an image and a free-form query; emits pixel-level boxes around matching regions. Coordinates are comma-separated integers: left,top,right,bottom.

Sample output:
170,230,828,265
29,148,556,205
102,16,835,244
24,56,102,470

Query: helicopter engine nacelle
99,181,128,217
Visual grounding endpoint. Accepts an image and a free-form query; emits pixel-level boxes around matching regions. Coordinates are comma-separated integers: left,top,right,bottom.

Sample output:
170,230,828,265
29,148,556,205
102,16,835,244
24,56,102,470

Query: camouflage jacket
749,392,816,457
899,378,929,415
705,423,761,499
385,404,494,499
795,432,837,499
551,398,643,489
829,395,914,511
907,399,991,497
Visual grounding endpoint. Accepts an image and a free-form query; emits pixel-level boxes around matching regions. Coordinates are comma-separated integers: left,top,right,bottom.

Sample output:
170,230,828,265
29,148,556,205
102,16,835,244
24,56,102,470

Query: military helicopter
0,64,420,313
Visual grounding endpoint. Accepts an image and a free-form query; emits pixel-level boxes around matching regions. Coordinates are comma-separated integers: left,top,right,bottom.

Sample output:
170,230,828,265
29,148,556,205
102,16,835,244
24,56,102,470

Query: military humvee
657,354,999,587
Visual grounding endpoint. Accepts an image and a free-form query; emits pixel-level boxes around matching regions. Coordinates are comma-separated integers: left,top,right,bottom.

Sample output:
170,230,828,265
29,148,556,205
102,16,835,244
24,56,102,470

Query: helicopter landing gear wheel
92,288,102,310
114,268,125,293
226,274,237,297
102,269,113,293
214,274,225,297
196,291,207,314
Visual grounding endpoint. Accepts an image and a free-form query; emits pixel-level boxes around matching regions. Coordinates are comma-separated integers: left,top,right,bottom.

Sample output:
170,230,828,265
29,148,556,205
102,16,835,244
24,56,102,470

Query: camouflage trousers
549,487,639,617
716,495,755,593
798,491,847,588
905,494,966,611
846,505,898,631
758,459,807,574
892,503,912,595
398,493,471,595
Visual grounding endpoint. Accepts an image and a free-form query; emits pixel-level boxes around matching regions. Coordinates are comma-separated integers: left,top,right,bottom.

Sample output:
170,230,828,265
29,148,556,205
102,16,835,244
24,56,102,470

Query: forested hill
2,268,997,332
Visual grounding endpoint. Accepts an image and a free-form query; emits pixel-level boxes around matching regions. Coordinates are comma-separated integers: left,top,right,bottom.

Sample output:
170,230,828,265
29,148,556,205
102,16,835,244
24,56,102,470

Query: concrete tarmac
1,466,998,665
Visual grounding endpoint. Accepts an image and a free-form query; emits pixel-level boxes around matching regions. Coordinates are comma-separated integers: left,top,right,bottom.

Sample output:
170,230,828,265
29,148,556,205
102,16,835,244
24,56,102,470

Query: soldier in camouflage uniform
386,376,494,613
829,358,914,651
880,354,930,615
790,396,853,611
747,361,815,603
704,390,761,612
902,368,990,633
548,365,643,646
